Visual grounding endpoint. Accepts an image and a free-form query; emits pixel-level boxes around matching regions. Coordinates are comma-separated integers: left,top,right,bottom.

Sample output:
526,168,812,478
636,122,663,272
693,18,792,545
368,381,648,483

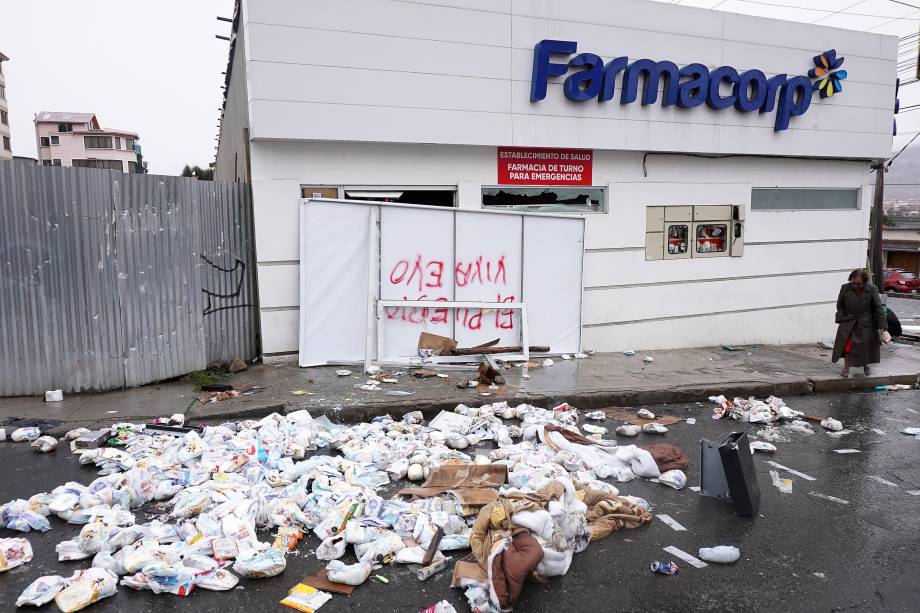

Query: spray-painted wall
0,160,259,396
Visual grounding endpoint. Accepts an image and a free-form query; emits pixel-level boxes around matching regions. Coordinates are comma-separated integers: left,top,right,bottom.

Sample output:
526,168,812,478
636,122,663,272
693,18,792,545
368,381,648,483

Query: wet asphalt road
1,391,919,613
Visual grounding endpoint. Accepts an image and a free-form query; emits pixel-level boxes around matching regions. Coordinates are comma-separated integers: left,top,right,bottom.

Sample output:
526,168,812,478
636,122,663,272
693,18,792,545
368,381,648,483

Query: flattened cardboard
397,464,507,499
418,332,458,355
301,569,354,596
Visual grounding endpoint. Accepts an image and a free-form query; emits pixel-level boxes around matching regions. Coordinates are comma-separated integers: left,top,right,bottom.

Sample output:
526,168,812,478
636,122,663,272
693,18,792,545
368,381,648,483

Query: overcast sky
1,0,917,175
0,0,233,175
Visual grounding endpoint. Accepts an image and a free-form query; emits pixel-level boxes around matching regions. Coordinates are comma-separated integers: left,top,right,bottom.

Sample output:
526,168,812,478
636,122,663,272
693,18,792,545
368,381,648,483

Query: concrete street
1,391,919,612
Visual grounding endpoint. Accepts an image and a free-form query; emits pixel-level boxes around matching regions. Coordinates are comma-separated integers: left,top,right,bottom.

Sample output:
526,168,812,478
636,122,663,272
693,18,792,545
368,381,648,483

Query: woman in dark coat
832,269,887,378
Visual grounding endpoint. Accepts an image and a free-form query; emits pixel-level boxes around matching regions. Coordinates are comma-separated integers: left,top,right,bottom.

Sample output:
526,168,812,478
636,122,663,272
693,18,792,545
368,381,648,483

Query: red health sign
497,147,593,186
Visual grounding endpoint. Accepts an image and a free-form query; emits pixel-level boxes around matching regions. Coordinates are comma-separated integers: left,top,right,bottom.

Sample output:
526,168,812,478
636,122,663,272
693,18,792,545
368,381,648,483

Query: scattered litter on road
658,470,687,490
420,600,458,613
650,560,679,575
769,470,793,494
906,491,920,496
685,418,696,425
290,390,308,395
808,491,849,505
871,428,887,435
900,427,920,436
643,356,654,363
655,514,687,531
820,418,843,432
616,425,641,437
698,546,740,564
637,409,655,420
279,583,332,612
335,370,352,377
31,436,59,453
813,572,826,579
44,389,64,402
574,353,589,359
749,441,776,453
766,461,816,481
662,546,707,569
826,429,853,437
688,486,701,492
721,345,740,352
10,427,41,442
867,475,898,487
623,350,635,356
642,423,668,434
561,354,572,360
0,537,33,572
832,449,861,454
584,411,606,421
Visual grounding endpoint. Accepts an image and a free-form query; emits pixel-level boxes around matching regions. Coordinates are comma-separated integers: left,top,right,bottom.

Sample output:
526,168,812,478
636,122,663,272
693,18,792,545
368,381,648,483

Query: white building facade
216,0,897,359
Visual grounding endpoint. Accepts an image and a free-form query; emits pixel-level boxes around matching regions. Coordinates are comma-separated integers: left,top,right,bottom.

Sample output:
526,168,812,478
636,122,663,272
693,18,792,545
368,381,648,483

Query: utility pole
869,160,885,289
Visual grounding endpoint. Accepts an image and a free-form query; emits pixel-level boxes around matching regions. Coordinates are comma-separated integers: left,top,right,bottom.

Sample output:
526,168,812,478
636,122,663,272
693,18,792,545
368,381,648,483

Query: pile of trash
0,402,689,612
709,395,802,423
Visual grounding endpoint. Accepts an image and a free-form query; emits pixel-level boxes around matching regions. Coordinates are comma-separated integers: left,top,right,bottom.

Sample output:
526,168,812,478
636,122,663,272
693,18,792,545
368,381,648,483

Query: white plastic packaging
750,441,777,453
584,411,606,421
820,418,843,432
316,535,347,561
642,423,668,434
325,560,372,585
658,470,687,490
11,427,41,442
232,548,286,578
31,435,59,453
16,575,68,607
616,425,641,437
769,470,793,494
54,568,119,612
0,537,33,572
44,389,64,402
698,545,741,564
637,409,655,419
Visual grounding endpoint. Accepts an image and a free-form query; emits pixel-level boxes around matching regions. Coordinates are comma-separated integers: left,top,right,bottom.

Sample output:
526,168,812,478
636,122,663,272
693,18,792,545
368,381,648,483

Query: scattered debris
766,461,816,481
749,441,776,453
685,418,696,425
335,370,352,377
832,449,860,454
623,350,635,357
0,537,33,572
769,470,793,494
584,411,606,421
280,583,332,612
721,345,740,352
31,436,59,453
901,427,920,436
643,356,654,363
650,560,680,575
820,418,843,432
698,545,740,563
637,409,655,420
871,428,887,435
44,389,64,402
642,423,668,435
616,425,641,437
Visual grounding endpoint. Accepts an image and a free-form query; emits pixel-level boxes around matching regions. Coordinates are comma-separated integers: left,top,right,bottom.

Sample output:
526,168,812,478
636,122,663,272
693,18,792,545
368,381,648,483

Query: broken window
481,186,605,213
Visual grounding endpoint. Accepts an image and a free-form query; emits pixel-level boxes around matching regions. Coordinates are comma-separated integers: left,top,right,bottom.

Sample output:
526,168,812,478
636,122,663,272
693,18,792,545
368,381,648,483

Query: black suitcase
700,431,761,517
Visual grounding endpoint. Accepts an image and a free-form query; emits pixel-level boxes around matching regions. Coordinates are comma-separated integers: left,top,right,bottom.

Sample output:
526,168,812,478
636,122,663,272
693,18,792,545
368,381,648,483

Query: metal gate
0,160,259,396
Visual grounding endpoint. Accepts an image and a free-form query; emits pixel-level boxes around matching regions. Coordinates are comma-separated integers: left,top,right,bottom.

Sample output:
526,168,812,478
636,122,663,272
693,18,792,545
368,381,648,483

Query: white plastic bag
11,427,41,442
54,568,119,612
698,545,740,563
616,425,641,437
316,535,347,561
16,575,67,607
658,470,687,490
820,418,843,432
642,423,668,434
325,560,372,585
0,537,33,572
232,548,286,578
31,435,59,452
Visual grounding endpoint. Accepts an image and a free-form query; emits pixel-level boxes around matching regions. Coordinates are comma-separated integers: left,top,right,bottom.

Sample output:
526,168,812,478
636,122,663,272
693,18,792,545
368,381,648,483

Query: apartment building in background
0,52,11,160
34,111,141,172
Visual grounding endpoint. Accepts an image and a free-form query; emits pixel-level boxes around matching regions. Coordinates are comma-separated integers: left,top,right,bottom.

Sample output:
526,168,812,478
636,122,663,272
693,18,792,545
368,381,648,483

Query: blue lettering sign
530,39,830,132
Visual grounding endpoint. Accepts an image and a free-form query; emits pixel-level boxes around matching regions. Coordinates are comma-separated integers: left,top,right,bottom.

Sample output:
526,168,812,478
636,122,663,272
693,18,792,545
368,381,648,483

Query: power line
889,131,920,166
715,0,920,20
890,0,920,10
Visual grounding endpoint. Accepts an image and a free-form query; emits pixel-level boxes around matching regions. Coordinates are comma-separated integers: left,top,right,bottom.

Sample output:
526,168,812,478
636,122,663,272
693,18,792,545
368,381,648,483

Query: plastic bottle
698,546,740,564
417,556,449,581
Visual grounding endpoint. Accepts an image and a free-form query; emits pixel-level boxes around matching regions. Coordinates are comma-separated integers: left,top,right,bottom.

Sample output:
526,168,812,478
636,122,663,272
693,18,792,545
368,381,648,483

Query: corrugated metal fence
0,160,259,396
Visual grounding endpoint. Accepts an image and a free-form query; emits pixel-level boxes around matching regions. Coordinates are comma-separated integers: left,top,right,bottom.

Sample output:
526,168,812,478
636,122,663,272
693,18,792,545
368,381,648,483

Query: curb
273,375,918,424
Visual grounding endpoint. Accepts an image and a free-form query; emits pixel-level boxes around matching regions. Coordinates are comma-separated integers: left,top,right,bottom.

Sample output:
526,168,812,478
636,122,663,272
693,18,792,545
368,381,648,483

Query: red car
882,268,920,293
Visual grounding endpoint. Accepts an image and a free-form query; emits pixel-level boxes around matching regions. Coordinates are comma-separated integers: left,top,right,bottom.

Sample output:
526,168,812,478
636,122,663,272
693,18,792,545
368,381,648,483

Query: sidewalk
2,342,918,431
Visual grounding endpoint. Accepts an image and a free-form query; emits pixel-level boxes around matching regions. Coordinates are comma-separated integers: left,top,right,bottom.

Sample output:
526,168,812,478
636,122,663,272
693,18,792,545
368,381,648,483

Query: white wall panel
247,23,512,80
583,270,845,326
241,0,896,159
582,303,836,352
583,241,864,289
244,0,511,46
248,62,511,114
257,264,299,308
251,179,302,262
261,309,299,354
